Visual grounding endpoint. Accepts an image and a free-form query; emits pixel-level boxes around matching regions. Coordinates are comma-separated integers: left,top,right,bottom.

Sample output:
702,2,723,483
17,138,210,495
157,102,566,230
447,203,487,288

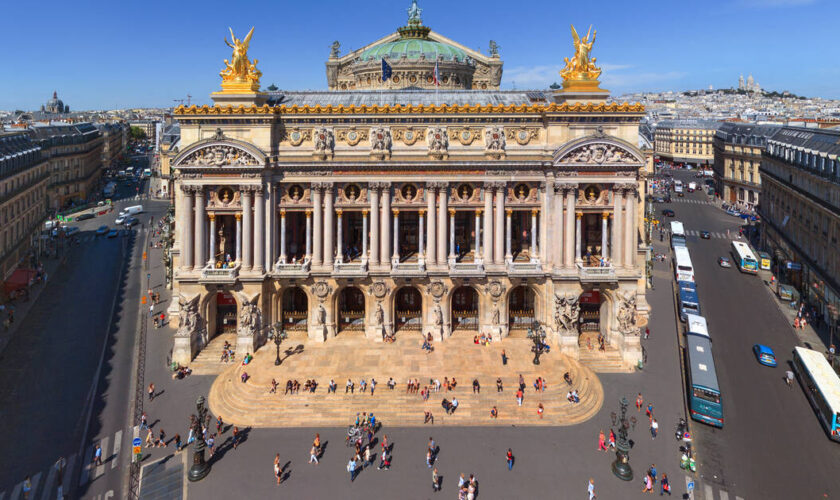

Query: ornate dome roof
47,91,64,108
359,38,467,63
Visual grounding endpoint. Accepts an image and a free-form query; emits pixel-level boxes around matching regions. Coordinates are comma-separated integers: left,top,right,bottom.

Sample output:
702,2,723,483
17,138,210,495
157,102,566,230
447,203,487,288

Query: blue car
753,344,777,367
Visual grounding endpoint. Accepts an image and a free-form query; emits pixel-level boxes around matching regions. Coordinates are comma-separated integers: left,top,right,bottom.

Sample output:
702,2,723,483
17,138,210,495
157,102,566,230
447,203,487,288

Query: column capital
602,211,610,219
181,184,201,194
576,211,583,219
531,208,539,216
370,181,392,189
505,208,513,216
448,208,456,216
427,181,448,189
208,213,216,221
362,209,369,216
305,209,312,217
418,209,426,216
392,209,400,216
280,208,286,217
336,208,343,217
475,208,483,216
239,184,256,193
235,213,242,221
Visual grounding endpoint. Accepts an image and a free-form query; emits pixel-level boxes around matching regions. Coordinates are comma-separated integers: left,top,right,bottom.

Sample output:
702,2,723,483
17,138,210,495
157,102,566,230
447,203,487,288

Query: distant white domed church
737,74,761,93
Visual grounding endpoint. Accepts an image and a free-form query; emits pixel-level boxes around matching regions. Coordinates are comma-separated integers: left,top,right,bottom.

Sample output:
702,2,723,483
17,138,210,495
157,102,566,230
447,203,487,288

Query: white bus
792,347,840,441
730,241,758,274
670,221,686,248
673,246,695,282
674,180,684,194
685,313,710,339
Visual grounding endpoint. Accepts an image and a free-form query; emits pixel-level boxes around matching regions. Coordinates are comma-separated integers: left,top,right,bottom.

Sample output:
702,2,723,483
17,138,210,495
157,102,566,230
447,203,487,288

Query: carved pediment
556,142,642,166
175,140,265,168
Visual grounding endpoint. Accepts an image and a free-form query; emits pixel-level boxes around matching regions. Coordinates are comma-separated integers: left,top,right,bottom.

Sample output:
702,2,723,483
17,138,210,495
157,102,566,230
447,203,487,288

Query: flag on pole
432,59,440,86
381,58,392,82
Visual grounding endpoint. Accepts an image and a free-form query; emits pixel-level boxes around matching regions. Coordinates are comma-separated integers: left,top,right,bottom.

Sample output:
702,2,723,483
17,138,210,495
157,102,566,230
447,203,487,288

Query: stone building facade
168,14,649,369
96,122,128,169
0,132,49,280
760,126,840,318
713,122,779,208
654,119,719,167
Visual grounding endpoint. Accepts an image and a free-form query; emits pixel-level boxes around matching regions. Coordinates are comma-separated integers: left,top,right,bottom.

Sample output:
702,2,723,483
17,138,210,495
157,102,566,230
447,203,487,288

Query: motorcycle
679,443,696,472
675,418,690,441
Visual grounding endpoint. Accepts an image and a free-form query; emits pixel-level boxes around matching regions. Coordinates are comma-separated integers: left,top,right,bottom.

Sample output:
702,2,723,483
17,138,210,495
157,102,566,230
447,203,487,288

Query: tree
129,126,147,140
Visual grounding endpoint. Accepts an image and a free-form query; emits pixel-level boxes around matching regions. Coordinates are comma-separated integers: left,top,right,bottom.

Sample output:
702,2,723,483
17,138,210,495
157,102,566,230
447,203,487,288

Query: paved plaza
208,332,604,428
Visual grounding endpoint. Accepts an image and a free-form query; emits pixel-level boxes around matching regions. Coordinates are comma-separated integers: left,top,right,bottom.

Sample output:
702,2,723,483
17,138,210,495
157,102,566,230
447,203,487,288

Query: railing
200,264,241,282
334,261,367,274
449,261,484,275
392,261,425,274
274,260,311,273
577,263,616,282
507,261,541,273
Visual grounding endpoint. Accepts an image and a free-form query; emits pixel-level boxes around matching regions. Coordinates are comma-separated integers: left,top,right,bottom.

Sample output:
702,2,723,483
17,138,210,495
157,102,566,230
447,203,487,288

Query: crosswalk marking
0,490,5,500
95,436,109,479
704,484,714,499
9,482,20,500
39,463,57,500
27,473,41,500
112,430,122,470
63,454,77,499
720,491,729,500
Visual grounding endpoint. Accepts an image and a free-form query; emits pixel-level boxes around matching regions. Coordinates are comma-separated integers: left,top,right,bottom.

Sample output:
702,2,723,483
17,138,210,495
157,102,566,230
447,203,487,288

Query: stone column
312,185,323,265
530,208,538,261
242,187,253,270
361,209,369,264
437,184,448,265
612,186,624,266
193,187,205,269
208,213,216,266
180,186,194,271
475,209,482,262
392,209,400,264
505,208,513,262
540,179,552,264
448,208,456,260
235,213,242,263
266,185,275,270
381,184,391,266
370,186,380,265
624,188,636,267
335,209,344,264
575,212,582,262
253,186,265,272
418,209,425,260
564,185,577,267
483,184,494,263
601,211,609,260
494,185,505,265
305,209,312,260
279,209,287,264
324,185,334,267
426,186,436,265
553,186,564,268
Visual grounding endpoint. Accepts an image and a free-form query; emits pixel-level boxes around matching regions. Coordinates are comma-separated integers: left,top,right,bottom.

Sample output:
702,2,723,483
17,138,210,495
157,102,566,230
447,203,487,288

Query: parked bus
792,346,840,441
686,332,723,427
670,221,686,248
678,284,701,322
731,241,758,274
685,313,709,339
673,246,695,282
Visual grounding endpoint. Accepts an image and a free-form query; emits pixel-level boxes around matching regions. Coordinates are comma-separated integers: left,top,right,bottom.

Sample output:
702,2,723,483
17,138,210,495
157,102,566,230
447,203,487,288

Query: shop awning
3,269,36,294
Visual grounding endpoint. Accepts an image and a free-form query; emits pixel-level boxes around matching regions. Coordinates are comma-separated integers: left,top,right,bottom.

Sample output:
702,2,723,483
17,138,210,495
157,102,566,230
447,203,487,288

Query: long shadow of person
318,440,328,459
281,461,292,483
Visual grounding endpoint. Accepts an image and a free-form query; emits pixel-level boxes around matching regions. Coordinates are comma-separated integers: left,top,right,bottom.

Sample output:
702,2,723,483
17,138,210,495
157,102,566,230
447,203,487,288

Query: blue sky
3,0,839,111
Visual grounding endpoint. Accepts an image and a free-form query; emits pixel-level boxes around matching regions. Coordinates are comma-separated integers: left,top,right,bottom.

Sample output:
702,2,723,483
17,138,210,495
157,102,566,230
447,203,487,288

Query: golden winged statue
560,24,602,82
220,27,262,88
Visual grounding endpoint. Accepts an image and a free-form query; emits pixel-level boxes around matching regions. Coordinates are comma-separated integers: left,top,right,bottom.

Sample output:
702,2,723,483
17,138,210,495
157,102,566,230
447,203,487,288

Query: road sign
132,437,141,447
133,446,141,455
687,481,694,492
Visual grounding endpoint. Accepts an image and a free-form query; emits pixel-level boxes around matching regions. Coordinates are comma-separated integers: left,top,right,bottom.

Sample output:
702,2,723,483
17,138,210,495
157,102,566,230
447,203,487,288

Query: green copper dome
360,38,467,62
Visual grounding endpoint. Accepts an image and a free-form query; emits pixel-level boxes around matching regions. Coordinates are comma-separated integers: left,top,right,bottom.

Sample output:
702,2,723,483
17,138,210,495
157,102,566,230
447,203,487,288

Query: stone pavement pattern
208,332,604,427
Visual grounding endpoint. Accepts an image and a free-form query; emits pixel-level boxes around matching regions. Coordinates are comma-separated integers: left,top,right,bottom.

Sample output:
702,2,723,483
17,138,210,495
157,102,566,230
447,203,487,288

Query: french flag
433,60,440,86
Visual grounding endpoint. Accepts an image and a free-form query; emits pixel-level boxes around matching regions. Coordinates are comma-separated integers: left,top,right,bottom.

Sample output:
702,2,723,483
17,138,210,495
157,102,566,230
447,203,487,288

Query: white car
115,215,126,225
718,256,732,268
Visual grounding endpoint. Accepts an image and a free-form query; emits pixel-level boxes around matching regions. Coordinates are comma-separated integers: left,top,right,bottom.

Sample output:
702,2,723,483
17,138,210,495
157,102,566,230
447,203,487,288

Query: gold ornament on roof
560,24,602,83
219,27,262,92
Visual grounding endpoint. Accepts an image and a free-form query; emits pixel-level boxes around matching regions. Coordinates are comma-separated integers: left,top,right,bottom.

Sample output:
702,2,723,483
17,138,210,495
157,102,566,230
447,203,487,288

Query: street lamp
188,396,211,482
611,397,634,481
828,304,838,366
526,320,547,365
268,324,288,366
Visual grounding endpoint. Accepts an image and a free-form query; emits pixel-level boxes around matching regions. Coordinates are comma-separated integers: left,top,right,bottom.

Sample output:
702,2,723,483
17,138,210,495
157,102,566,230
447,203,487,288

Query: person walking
378,448,390,470
506,448,514,470
501,349,508,365
644,327,650,339
432,467,441,492
363,445,372,468
216,415,224,434
347,457,358,482
370,378,377,396
660,473,671,496
645,403,654,420
516,388,523,406
642,473,654,493
648,464,657,484
609,429,616,449
587,478,597,500
650,418,659,439
174,433,182,452
148,383,155,401
472,379,480,394
232,426,240,449
274,453,283,485
597,430,608,451
309,445,319,464
93,444,103,466
496,377,503,392
635,393,643,412
22,475,31,499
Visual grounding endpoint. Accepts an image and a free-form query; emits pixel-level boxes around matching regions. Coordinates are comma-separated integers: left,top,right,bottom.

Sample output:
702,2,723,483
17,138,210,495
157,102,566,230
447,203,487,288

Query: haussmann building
167,6,650,370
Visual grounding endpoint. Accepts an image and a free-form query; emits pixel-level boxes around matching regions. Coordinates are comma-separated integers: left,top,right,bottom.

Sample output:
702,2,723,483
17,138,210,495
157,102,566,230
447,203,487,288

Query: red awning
3,269,37,294
579,290,601,304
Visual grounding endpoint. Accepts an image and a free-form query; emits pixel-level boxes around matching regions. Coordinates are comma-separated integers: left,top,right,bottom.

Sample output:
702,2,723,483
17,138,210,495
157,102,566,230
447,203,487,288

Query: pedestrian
370,378,377,395
378,448,390,470
22,475,31,499
310,445,319,464
490,406,498,419
148,382,155,401
644,327,650,339
232,426,240,449
537,402,544,418
432,467,441,492
426,449,433,468
660,473,671,496
93,444,103,466
274,453,283,485
158,428,166,447
635,393,643,412
347,457,357,482
501,349,508,365
364,445,372,468
609,429,616,449
496,377,503,392
518,374,525,392
650,418,659,439
140,411,148,430
645,403,654,420
145,429,154,448
174,433,182,452
588,478,597,500
649,464,657,483
598,430,607,451
313,433,321,455
516,388,523,406
472,379,480,393
642,473,653,493
216,415,224,434
506,448,514,470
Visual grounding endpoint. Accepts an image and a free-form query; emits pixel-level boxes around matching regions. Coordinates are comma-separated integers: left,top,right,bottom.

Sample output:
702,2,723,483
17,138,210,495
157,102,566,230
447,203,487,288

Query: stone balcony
334,260,369,277
199,264,241,284
507,260,543,277
273,259,311,278
577,263,617,283
448,260,485,277
391,260,426,277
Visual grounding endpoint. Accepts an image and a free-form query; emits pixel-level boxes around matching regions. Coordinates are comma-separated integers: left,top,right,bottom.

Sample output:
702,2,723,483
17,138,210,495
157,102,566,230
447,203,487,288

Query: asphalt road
661,169,840,498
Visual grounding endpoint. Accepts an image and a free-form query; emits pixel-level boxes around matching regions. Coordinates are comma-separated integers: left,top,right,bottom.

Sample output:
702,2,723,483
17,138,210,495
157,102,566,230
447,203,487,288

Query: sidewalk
758,269,828,352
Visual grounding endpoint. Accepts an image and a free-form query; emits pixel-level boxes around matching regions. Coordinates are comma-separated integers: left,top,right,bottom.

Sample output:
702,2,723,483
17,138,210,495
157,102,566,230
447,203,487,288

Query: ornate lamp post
188,396,211,482
268,324,288,366
611,397,634,481
526,320,547,365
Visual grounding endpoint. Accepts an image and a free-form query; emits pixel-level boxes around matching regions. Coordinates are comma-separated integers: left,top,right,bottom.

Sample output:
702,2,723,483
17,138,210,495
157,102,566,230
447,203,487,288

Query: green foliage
129,126,147,140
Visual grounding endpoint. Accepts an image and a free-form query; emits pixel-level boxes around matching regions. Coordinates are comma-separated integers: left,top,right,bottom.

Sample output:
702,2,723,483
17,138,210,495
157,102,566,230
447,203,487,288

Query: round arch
393,286,423,332
451,285,479,331
199,290,240,342
507,285,536,331
281,286,309,333
336,286,366,333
